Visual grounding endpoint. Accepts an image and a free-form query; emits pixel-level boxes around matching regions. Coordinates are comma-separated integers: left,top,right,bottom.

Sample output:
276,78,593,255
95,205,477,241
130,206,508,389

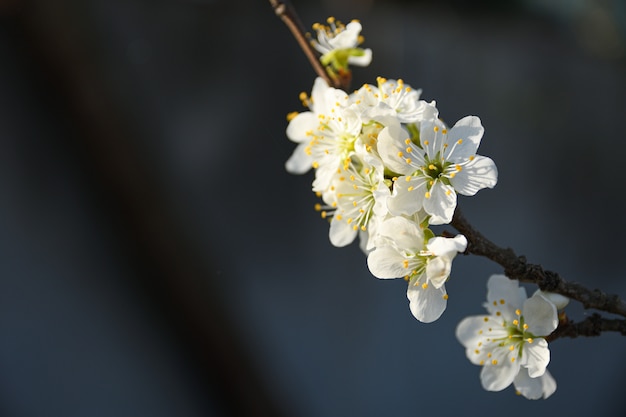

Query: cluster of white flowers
285,73,497,322
282,17,564,399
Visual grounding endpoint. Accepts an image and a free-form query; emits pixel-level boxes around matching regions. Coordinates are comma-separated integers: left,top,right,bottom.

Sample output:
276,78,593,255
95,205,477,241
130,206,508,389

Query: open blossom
311,18,372,72
285,77,350,175
350,77,438,124
367,216,467,322
378,116,498,225
456,275,559,399
318,154,390,249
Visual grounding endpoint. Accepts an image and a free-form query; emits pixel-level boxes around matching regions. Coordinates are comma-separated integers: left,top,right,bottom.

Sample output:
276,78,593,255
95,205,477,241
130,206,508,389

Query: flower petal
348,48,372,66
375,216,424,251
426,235,467,257
480,357,520,392
386,175,427,216
485,275,526,320
450,155,498,196
425,256,451,289
367,246,407,279
445,116,484,160
456,316,490,349
513,367,557,400
377,123,419,175
407,279,447,323
521,338,550,378
328,217,358,247
523,293,558,336
423,181,456,225
286,111,318,142
285,143,314,174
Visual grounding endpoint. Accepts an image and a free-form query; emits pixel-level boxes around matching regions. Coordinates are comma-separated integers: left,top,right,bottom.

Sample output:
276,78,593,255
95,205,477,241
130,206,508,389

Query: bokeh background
1,0,626,416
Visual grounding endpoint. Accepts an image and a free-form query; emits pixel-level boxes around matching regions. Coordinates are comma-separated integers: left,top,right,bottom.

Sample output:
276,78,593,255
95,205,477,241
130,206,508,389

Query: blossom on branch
455,274,559,399
378,116,498,225
310,17,372,74
367,216,467,322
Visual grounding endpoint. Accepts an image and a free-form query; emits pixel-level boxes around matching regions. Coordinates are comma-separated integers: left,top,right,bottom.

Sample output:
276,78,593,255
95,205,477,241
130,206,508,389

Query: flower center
495,312,539,357
424,160,444,179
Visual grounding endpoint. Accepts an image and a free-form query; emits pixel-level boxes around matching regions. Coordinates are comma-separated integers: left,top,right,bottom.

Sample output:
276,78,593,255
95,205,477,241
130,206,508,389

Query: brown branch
450,208,626,318
268,0,335,87
546,313,626,342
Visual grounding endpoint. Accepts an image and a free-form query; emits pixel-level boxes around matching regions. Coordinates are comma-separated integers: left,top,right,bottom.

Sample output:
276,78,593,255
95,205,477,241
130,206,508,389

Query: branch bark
450,209,626,318
269,0,335,87
546,313,626,341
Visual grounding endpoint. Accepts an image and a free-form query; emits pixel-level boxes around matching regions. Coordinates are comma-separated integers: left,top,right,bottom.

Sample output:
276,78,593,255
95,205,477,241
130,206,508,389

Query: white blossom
367,216,467,322
311,18,372,71
285,77,349,174
456,275,558,399
350,77,439,124
319,154,390,248
379,116,498,224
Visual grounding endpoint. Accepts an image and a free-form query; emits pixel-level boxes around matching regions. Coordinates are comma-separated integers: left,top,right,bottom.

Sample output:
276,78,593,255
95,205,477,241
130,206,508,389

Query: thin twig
450,208,626,318
269,0,334,87
547,313,626,341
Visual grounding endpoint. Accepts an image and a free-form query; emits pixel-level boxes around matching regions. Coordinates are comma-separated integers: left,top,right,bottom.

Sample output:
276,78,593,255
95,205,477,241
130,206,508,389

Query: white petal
535,290,570,310
523,293,558,336
348,48,372,67
286,111,318,142
386,176,427,216
426,235,467,256
425,256,451,289
372,182,391,217
312,162,339,193
310,77,336,114
377,123,418,175
485,274,527,320
328,217,358,247
522,338,550,378
450,155,498,196
367,247,407,279
513,367,557,400
445,116,484,160
423,181,456,225
480,357,520,392
285,143,313,174
407,279,447,323
330,21,361,49
418,119,445,159
375,215,424,251
456,316,491,349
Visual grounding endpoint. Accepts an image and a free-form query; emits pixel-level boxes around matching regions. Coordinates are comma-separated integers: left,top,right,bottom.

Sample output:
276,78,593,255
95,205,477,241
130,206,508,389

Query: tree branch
450,208,626,318
268,0,335,87
547,313,626,341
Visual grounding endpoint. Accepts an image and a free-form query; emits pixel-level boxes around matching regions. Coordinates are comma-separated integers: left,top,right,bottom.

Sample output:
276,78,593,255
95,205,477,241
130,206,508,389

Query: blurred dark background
1,0,625,416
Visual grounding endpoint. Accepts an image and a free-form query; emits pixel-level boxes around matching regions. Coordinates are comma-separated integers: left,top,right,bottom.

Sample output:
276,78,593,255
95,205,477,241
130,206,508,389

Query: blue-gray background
1,0,626,416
